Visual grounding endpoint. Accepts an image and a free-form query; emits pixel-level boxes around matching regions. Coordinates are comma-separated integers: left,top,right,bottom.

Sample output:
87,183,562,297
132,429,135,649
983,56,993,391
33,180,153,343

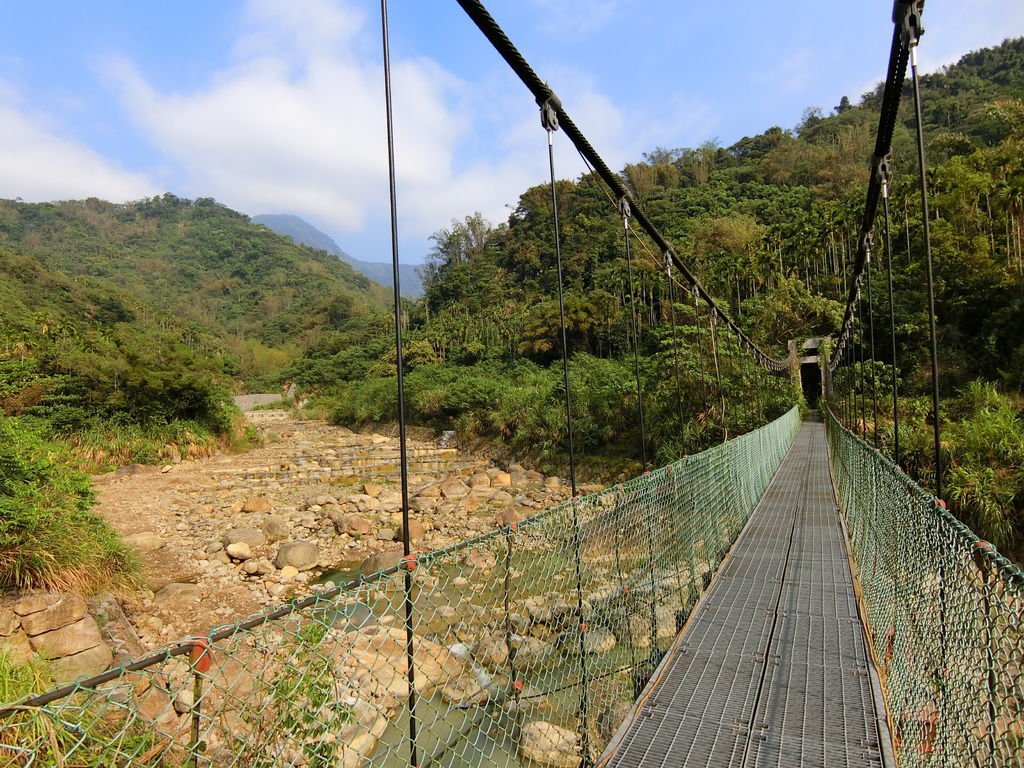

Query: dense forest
284,37,1024,558
1,38,1022,591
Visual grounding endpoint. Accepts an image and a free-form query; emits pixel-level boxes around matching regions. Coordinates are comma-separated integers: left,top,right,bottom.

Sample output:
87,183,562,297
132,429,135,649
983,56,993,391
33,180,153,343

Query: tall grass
0,417,137,592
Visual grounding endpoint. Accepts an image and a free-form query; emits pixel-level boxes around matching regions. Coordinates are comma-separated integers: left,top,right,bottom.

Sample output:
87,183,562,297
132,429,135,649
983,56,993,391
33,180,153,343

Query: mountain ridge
253,213,423,297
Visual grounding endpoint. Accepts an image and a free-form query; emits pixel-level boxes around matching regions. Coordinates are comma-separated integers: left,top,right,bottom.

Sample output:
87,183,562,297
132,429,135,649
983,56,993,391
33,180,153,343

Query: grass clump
0,416,137,592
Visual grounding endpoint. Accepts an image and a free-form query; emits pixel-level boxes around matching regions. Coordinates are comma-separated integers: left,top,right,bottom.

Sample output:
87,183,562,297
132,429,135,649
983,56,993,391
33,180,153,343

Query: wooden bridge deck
600,418,892,768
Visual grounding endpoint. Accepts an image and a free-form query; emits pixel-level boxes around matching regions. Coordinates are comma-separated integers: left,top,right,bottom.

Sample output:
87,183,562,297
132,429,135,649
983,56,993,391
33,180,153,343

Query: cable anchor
893,0,925,48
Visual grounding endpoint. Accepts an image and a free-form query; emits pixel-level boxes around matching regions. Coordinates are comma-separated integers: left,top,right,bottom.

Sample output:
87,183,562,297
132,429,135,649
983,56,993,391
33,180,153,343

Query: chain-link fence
826,408,1024,767
1,407,799,768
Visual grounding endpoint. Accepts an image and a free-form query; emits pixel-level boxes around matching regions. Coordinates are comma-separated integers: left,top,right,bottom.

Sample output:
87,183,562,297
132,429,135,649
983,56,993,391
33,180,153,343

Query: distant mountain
253,214,423,298
0,195,385,353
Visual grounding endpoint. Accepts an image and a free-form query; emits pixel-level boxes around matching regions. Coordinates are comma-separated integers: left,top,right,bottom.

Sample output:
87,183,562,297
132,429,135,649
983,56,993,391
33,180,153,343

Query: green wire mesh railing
0,408,800,768
825,408,1024,767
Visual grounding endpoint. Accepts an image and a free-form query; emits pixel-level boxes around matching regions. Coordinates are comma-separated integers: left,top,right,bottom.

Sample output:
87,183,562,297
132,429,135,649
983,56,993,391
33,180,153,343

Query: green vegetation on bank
1,38,1022,590
287,38,1024,552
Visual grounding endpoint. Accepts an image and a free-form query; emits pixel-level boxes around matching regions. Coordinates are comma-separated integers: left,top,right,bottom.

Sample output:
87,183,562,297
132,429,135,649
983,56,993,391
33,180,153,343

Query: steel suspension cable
455,0,786,374
665,254,687,440
865,246,880,448
693,287,713,422
540,100,590,763
541,104,578,498
378,3,419,765
881,161,901,464
828,0,917,374
621,200,649,469
857,299,867,438
908,19,944,500
709,309,728,441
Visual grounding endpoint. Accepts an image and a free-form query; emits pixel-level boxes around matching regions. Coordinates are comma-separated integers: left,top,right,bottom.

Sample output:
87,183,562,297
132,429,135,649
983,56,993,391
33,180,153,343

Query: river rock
378,492,403,512
173,688,195,715
544,477,562,490
337,515,373,537
362,483,383,499
409,496,434,513
153,583,202,605
519,721,580,768
223,528,266,548
398,520,426,543
262,515,290,543
13,594,55,616
349,494,380,514
49,642,113,682
242,497,272,514
0,631,33,664
512,636,554,667
440,479,469,499
275,541,319,571
491,472,512,487
124,532,164,553
226,542,253,561
583,627,616,654
20,594,88,637
0,609,19,636
461,547,497,571
360,551,402,577
29,616,103,659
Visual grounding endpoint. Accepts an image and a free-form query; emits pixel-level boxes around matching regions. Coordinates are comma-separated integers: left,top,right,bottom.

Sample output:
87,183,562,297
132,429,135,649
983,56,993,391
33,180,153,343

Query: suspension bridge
2,1,1022,767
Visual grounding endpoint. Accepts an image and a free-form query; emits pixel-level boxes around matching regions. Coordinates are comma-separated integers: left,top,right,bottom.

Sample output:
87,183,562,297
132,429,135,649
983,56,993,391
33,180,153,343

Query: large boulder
28,616,104,659
439,479,469,499
262,515,290,543
49,642,113,682
336,515,373,537
223,528,266,548
397,520,426,544
275,541,319,571
359,551,403,578
19,594,88,637
519,721,580,768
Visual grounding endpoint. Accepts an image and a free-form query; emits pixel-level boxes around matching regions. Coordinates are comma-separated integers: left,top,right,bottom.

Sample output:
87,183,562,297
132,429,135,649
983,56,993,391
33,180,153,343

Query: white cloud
101,0,693,257
916,0,1024,72
0,80,156,203
527,0,625,37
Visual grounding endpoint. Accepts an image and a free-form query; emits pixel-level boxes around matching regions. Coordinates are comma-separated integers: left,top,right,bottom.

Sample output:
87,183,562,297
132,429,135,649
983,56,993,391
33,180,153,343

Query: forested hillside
286,38,1024,556
0,195,385,381
2,38,1022,590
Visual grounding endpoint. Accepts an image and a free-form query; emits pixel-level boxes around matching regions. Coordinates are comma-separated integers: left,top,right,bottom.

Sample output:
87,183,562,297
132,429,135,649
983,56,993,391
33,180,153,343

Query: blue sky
1,0,1021,264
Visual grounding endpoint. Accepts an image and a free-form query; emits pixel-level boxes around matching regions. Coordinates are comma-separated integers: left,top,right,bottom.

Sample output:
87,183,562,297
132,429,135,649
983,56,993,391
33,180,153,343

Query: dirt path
95,411,577,649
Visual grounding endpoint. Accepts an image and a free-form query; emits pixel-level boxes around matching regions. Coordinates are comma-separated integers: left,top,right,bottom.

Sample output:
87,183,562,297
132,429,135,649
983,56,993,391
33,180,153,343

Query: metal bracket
872,152,893,197
893,0,925,47
860,231,874,265
539,94,561,132
619,196,631,220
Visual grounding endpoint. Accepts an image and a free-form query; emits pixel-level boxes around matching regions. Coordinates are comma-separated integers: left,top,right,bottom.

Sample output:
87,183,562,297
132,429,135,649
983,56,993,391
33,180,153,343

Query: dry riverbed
96,410,587,652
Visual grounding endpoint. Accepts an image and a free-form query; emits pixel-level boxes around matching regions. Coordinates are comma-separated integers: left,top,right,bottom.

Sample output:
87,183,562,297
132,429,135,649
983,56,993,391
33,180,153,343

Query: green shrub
0,417,136,591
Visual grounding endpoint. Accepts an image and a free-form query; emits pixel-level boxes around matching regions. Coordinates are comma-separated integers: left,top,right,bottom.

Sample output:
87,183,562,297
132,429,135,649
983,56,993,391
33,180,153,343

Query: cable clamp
860,231,874,265
873,152,893,197
619,196,631,221
893,0,924,47
539,94,561,133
